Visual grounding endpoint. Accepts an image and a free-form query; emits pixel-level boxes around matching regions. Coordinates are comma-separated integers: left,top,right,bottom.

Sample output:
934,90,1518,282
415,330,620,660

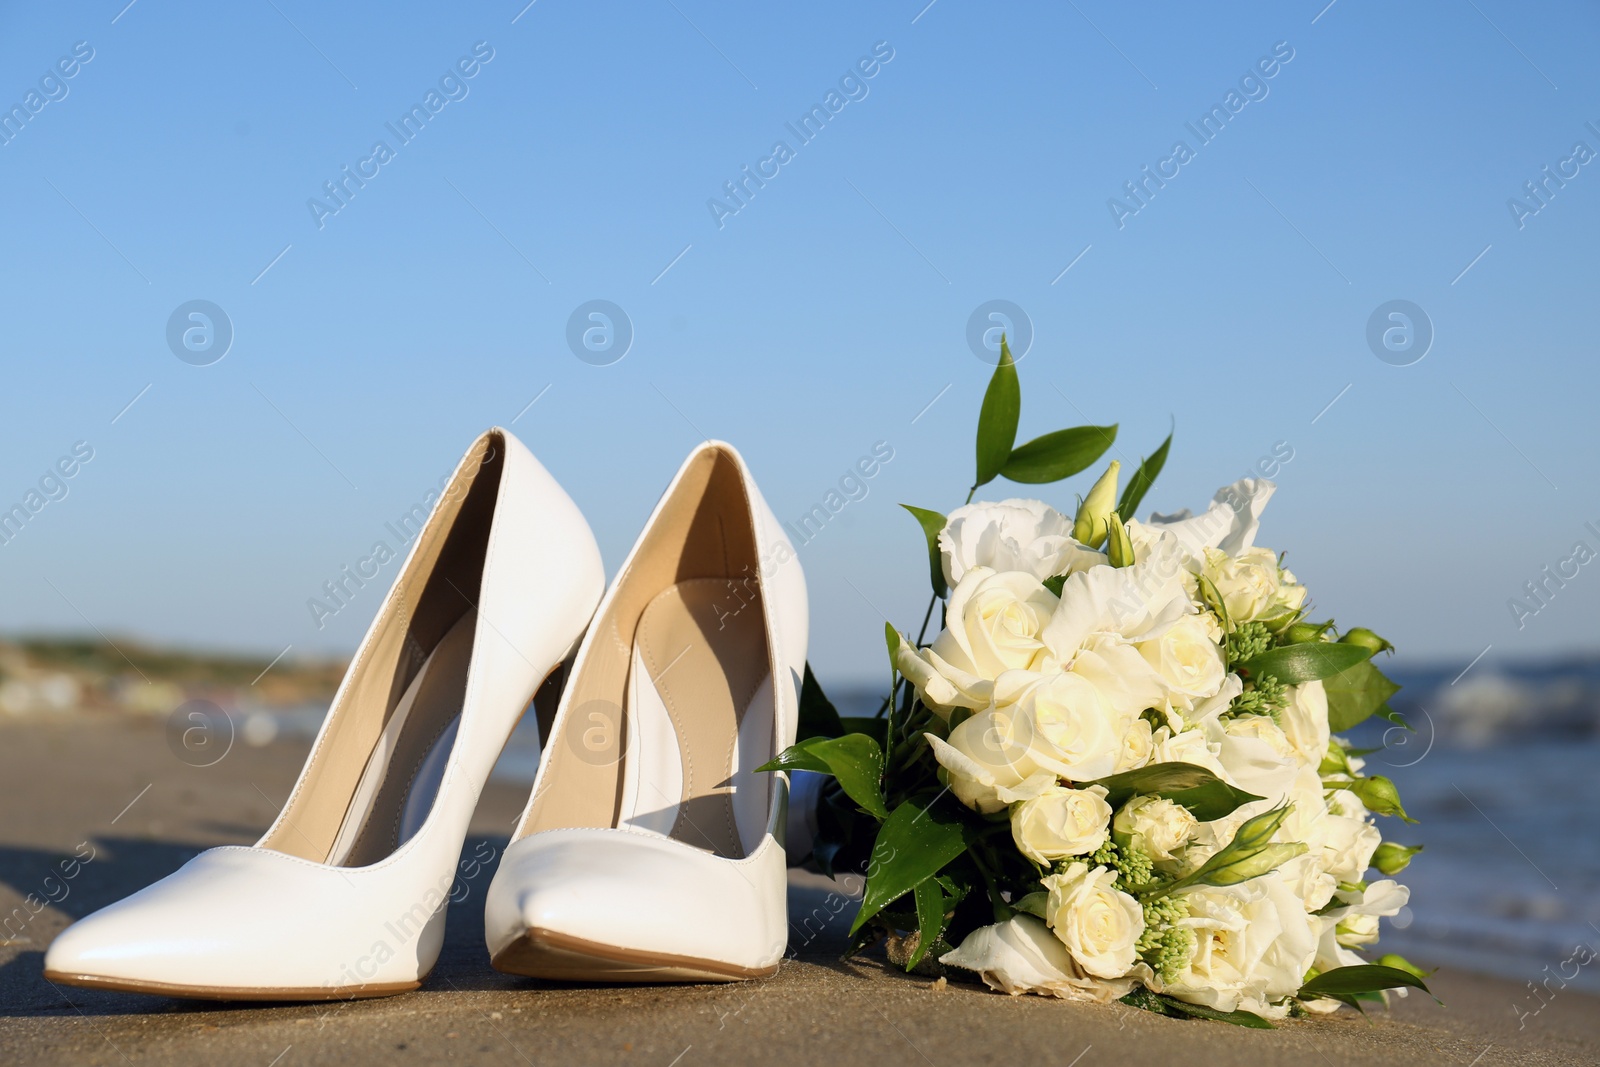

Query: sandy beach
1,714,1595,1067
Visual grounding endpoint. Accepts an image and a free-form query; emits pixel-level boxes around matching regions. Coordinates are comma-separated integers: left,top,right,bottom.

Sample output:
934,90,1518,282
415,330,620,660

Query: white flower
938,500,1104,588
1065,635,1167,721
1279,681,1331,770
1321,789,1382,883
1042,537,1194,659
1146,477,1276,560
1116,716,1154,771
940,915,1134,1002
1042,862,1145,979
1199,546,1303,624
1166,870,1316,1016
901,568,1058,713
1011,786,1113,863
1216,714,1300,804
925,708,1056,814
1113,796,1197,864
992,669,1131,783
1138,614,1227,713
1334,878,1410,948
1149,725,1227,779
1276,768,1336,911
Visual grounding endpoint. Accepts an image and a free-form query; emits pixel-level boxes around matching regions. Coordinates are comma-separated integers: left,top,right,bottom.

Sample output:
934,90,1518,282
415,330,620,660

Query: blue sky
0,0,1596,687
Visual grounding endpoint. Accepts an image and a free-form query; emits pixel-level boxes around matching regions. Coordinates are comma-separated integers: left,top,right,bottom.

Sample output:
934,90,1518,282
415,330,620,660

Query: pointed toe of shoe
485,829,788,983
43,848,433,1000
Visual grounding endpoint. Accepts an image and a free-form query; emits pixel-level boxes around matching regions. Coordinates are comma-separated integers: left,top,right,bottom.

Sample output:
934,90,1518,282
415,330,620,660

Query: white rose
1200,546,1289,623
1138,614,1226,712
1011,785,1113,863
905,568,1058,712
1149,725,1227,778
925,708,1056,814
1116,716,1154,771
1067,636,1167,721
940,915,1134,1003
993,669,1128,782
1166,870,1316,1016
1113,796,1197,864
1041,862,1144,979
939,500,1105,588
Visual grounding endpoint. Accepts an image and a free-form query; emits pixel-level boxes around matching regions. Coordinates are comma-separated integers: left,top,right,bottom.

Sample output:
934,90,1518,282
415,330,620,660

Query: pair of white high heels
44,429,807,999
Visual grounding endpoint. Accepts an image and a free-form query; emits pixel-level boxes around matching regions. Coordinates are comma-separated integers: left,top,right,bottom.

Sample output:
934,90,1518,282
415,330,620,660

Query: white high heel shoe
43,429,604,1000
484,440,807,982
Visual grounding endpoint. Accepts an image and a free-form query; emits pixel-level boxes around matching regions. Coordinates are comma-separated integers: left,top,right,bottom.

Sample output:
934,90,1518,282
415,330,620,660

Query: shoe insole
328,609,476,867
616,579,772,859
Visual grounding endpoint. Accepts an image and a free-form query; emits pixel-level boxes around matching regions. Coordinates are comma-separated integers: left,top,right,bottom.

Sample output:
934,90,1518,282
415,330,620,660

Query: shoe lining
259,435,502,865
518,448,774,860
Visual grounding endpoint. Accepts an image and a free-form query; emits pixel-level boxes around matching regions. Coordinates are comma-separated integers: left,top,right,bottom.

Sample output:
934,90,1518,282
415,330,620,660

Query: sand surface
0,715,1594,1066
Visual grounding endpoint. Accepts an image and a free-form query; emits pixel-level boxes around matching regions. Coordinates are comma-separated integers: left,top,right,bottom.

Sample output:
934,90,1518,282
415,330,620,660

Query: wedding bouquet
767,344,1431,1026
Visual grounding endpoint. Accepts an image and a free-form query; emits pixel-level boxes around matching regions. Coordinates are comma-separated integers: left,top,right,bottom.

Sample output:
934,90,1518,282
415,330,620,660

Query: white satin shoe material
43,429,604,1000
484,440,807,982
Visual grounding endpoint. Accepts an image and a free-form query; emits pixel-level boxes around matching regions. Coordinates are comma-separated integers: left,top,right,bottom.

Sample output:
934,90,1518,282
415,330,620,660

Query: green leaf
1323,659,1403,733
1000,425,1118,484
756,734,888,819
1117,429,1172,520
849,798,968,934
974,337,1021,487
1161,995,1276,1029
1238,642,1372,686
797,662,845,741
900,504,948,599
1041,574,1067,596
906,878,946,971
1089,762,1264,823
1299,964,1432,1000
1012,891,1048,919
1373,704,1412,731
1375,954,1434,980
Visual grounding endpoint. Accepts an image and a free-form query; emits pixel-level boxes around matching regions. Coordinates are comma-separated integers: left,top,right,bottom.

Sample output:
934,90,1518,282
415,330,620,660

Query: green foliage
974,338,1021,488
1323,659,1403,732
1089,763,1264,823
1001,425,1118,484
1117,429,1172,521
899,504,949,599
1238,642,1372,685
796,662,845,741
1299,963,1433,1001
757,734,888,820
849,797,968,935
906,877,948,971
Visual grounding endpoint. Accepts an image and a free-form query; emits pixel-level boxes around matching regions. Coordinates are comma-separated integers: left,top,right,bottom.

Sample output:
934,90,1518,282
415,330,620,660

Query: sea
253,655,1600,996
